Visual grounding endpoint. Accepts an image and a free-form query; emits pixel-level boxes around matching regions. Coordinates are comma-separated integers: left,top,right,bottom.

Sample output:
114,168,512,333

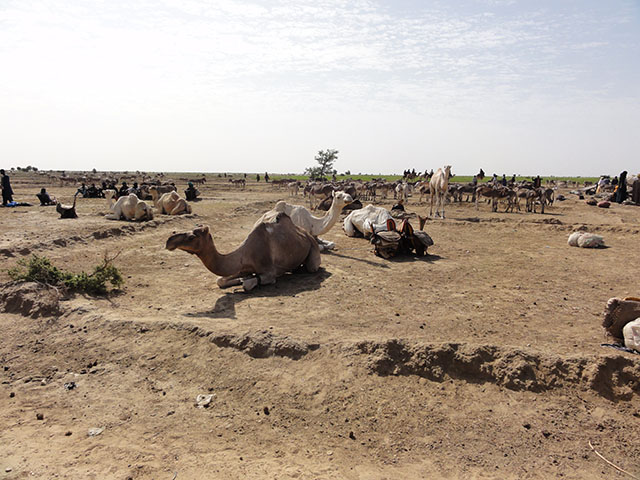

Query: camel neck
314,200,342,235
196,237,243,278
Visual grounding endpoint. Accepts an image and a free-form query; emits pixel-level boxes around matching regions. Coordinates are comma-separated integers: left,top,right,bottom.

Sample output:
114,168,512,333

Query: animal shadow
185,268,332,319
387,253,444,264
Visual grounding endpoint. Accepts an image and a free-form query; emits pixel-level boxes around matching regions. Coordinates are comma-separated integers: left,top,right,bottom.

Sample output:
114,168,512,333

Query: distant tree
305,149,339,179
92,168,97,173
32,167,38,171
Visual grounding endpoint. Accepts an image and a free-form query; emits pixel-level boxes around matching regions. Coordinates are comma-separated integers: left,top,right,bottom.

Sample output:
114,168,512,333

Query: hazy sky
1,0,638,175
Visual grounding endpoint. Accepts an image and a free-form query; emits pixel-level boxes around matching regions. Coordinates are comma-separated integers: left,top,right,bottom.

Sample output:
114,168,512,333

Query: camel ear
195,225,209,235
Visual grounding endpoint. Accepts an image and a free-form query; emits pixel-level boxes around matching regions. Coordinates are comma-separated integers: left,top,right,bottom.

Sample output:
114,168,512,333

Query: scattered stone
597,201,610,208
88,427,104,436
5,467,12,473
36,413,44,420
9,392,15,398
263,406,270,415
349,431,356,440
195,394,214,408
63,382,76,391
65,431,72,436
523,423,531,430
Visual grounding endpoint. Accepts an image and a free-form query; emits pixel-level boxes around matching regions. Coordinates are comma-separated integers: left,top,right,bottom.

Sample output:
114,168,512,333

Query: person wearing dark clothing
128,182,140,197
632,177,640,204
511,174,516,184
76,183,87,197
118,182,129,197
501,174,507,186
256,174,260,182
86,183,99,198
185,182,199,201
533,176,541,188
1,169,14,205
37,188,56,206
612,176,619,186
264,172,270,183
615,171,628,203
472,175,478,186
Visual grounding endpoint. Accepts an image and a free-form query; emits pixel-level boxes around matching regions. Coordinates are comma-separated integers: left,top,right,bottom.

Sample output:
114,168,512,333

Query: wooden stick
589,441,640,479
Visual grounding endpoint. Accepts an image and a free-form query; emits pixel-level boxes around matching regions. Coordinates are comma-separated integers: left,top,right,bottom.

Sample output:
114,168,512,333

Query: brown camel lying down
165,212,321,291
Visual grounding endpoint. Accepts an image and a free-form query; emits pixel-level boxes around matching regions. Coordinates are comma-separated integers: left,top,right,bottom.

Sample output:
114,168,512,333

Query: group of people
597,171,633,204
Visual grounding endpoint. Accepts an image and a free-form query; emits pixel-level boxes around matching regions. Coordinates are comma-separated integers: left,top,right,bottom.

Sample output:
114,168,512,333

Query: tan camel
166,213,321,291
429,165,451,218
254,191,353,251
106,193,153,221
151,189,192,215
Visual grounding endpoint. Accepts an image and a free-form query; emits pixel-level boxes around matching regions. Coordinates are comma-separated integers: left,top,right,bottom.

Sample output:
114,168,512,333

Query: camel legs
217,276,243,289
304,245,321,273
429,190,435,217
169,204,186,215
217,273,278,291
343,220,357,237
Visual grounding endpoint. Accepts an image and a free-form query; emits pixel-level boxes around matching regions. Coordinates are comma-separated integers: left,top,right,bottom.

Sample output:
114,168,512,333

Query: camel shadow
184,268,332,320
386,253,444,264
326,251,391,269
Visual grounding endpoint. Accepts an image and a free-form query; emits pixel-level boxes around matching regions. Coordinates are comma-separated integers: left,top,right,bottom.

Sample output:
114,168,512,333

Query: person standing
615,171,628,203
1,169,14,205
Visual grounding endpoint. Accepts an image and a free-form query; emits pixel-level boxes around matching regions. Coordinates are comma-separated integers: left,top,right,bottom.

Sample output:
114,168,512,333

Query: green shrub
8,254,124,295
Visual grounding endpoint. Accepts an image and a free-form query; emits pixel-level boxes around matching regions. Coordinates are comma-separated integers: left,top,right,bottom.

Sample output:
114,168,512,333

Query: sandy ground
1,172,640,479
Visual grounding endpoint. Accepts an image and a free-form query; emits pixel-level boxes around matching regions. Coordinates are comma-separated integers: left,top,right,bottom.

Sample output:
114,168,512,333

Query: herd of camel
48,165,560,292
166,168,456,291
46,165,562,292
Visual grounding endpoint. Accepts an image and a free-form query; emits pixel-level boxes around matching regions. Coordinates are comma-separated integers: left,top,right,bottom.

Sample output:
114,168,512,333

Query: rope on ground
589,441,639,479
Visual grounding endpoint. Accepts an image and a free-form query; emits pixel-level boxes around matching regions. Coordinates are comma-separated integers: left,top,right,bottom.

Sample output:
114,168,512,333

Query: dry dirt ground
1,172,640,479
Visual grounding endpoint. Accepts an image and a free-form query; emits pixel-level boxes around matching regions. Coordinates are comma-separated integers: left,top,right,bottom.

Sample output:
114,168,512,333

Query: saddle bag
371,230,402,259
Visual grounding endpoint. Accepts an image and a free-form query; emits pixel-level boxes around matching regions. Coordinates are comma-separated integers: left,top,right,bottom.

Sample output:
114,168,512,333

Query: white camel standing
429,165,452,218
256,191,353,251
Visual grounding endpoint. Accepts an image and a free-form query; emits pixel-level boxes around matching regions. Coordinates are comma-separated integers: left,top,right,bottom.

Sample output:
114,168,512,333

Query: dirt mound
352,340,640,400
0,281,62,318
208,330,320,359
180,324,319,359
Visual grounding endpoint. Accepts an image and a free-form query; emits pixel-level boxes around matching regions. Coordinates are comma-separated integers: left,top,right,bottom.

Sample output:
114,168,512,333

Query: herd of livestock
279,177,559,214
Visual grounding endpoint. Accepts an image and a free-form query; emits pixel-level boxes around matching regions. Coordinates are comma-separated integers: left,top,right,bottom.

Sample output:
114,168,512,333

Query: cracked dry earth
1,173,640,479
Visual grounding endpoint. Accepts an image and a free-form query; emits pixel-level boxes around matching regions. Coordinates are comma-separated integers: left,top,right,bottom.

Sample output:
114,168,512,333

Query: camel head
332,191,353,207
166,225,210,254
444,165,452,177
135,201,154,221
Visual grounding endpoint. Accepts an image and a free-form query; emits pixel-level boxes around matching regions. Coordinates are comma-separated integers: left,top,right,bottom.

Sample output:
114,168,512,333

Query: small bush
8,254,124,295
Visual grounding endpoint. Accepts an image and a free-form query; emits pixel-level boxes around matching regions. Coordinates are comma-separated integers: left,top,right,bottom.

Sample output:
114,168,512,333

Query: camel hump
273,201,287,212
